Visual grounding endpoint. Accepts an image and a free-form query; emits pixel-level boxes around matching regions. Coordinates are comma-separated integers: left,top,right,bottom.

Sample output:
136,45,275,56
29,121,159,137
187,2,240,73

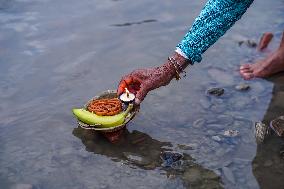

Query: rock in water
254,122,269,144
224,130,239,137
207,88,224,97
235,83,250,91
270,116,284,137
160,151,183,167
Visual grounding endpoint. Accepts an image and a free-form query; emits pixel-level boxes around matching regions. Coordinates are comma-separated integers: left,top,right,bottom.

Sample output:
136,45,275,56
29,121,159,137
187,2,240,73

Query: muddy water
0,0,283,188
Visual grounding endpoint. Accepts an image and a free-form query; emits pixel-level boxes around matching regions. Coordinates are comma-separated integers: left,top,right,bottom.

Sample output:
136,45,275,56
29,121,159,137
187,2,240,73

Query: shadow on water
252,74,284,189
73,128,224,189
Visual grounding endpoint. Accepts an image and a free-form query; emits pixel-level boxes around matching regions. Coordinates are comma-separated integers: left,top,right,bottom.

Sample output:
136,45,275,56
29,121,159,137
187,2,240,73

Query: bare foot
240,32,284,80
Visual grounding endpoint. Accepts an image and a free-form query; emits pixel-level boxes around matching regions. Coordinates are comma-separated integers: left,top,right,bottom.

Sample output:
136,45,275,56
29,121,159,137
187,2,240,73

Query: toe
242,72,254,80
240,64,251,70
239,64,253,76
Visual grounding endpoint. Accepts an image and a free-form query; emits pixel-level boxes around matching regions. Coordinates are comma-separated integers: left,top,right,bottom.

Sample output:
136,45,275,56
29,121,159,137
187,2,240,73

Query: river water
0,0,283,189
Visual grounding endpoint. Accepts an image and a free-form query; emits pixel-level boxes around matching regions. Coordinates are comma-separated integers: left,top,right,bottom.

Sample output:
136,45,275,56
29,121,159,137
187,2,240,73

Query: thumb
135,84,149,105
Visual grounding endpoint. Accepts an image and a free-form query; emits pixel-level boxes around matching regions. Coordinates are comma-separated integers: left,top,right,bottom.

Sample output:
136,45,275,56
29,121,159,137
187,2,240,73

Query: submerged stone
270,116,284,137
237,38,257,48
207,87,224,97
160,151,183,168
224,130,239,137
254,122,269,144
235,83,250,91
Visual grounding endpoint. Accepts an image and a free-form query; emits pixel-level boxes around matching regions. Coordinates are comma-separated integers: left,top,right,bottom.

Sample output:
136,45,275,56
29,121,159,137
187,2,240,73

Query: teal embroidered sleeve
176,0,254,63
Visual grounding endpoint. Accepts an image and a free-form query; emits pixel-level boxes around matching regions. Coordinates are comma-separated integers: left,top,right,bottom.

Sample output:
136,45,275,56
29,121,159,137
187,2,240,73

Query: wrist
172,52,192,70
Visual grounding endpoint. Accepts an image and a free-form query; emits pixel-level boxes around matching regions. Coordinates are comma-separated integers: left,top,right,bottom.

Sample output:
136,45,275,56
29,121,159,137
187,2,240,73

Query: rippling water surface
0,0,284,188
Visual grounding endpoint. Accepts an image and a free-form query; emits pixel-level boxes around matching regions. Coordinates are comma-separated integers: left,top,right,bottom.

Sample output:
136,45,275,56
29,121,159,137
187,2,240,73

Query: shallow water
0,0,283,188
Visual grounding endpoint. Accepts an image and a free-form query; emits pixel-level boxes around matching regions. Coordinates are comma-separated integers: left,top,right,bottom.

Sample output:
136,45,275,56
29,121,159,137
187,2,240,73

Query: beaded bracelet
168,57,181,80
168,56,187,80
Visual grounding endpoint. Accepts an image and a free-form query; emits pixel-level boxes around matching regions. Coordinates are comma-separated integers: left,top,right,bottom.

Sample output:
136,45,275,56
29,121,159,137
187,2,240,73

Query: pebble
235,83,250,91
244,40,257,48
224,130,239,137
207,87,225,97
254,122,268,144
222,167,236,184
160,151,183,168
233,35,257,48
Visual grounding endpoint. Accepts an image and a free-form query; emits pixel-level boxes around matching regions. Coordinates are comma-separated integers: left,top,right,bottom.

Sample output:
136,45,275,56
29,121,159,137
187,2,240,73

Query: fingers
117,79,127,96
135,84,148,105
117,75,142,96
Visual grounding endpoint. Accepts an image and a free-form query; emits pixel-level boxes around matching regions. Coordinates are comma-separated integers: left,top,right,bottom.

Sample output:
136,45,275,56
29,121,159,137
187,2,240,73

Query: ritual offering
87,98,122,116
72,90,138,143
119,88,135,104
73,103,132,127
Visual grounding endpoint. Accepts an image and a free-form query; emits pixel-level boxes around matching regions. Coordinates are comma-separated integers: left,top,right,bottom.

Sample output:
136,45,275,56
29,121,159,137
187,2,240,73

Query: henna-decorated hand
117,63,176,104
117,53,191,104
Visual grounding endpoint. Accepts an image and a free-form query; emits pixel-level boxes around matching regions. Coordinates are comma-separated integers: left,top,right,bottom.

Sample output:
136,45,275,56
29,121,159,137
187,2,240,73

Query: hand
117,64,175,104
117,53,191,104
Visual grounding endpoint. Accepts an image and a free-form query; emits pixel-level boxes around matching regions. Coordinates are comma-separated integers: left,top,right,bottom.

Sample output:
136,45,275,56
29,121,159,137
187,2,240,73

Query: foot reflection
72,128,224,188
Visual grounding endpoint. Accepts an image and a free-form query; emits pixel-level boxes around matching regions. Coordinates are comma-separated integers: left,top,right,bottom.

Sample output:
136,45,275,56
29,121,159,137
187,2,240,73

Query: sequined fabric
177,0,254,64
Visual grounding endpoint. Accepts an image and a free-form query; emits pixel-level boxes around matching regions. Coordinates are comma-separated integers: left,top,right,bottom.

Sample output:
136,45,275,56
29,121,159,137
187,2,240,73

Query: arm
118,0,254,104
176,0,254,63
